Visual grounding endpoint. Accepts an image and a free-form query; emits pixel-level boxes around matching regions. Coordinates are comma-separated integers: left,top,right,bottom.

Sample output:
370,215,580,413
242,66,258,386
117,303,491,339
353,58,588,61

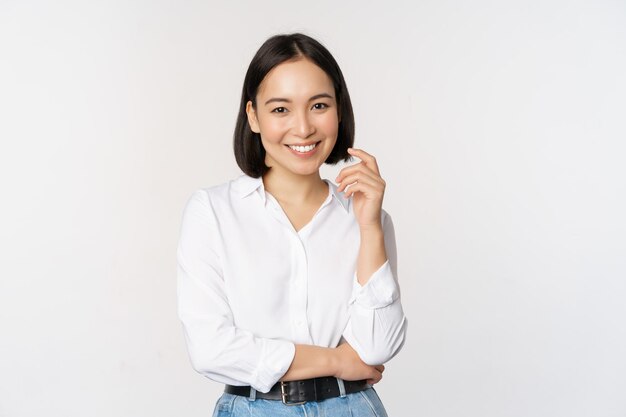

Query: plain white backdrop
1,1,625,416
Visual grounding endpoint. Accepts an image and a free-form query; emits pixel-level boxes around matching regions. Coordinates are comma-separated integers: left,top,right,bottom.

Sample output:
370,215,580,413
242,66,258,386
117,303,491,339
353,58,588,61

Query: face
246,58,339,178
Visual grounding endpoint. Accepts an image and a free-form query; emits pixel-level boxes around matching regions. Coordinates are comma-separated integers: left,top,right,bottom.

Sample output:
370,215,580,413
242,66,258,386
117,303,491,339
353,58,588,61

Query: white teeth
288,143,317,153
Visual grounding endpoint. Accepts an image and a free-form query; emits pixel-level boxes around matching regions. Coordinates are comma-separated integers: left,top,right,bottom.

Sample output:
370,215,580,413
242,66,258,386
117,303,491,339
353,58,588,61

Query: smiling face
246,58,339,178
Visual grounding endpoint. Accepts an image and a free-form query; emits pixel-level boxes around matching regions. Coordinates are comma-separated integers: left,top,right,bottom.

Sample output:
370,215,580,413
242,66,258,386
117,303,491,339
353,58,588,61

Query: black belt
225,377,370,405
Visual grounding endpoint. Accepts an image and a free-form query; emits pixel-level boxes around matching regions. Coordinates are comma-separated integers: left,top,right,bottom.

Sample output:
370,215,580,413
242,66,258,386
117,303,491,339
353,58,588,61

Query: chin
290,166,322,176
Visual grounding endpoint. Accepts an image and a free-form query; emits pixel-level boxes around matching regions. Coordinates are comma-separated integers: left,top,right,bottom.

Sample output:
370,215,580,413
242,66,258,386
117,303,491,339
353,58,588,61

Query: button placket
290,233,312,344
263,189,322,345
263,193,309,342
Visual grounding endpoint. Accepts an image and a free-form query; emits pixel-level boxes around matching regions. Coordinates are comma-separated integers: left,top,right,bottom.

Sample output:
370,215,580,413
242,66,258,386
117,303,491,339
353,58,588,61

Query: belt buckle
280,381,307,406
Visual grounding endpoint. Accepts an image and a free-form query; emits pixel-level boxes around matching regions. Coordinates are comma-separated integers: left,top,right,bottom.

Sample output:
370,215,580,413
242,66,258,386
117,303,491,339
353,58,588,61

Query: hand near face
335,148,386,230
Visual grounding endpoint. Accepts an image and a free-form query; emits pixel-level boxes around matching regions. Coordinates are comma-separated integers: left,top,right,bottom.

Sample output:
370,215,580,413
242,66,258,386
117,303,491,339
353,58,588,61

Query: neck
262,167,326,205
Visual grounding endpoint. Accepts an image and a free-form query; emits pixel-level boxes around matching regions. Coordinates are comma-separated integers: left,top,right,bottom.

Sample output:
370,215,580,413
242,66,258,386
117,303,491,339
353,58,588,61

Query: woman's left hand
336,148,386,230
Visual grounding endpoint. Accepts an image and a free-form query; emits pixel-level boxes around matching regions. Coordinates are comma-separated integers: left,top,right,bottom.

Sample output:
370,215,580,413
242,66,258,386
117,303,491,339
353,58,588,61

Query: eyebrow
264,93,334,106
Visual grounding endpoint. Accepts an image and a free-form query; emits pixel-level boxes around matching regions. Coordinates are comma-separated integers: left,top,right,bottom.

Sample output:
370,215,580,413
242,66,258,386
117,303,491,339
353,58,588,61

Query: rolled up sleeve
176,189,295,393
342,212,408,365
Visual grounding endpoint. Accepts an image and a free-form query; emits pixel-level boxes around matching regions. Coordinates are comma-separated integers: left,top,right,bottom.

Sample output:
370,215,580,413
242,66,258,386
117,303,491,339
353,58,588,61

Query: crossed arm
177,188,407,393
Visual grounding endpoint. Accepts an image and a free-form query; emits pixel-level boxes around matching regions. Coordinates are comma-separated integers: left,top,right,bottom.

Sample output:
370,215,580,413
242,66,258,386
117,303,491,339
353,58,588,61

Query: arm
335,148,408,366
280,343,385,384
177,190,296,393
342,211,408,365
355,223,387,286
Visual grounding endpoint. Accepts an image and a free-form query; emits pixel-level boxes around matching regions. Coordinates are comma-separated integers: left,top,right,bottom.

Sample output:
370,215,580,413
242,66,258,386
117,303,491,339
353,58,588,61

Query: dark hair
233,33,355,178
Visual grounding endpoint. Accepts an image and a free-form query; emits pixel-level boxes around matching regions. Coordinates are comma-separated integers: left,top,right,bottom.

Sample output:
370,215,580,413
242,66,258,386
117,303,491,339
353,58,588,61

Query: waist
224,376,370,405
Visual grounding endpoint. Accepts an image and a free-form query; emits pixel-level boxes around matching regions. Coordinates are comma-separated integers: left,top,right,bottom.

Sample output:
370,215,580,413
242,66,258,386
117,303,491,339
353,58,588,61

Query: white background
1,1,625,416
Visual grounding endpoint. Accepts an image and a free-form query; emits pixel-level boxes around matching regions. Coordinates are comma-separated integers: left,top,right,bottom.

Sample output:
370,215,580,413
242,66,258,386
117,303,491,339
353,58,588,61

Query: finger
367,371,383,385
343,181,384,199
337,167,385,191
337,171,383,193
347,148,380,175
374,365,385,373
336,161,382,185
342,178,384,199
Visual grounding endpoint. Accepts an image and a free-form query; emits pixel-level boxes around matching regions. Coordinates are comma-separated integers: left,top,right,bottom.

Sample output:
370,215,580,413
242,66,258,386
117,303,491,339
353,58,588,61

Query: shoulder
182,174,257,219
186,174,255,204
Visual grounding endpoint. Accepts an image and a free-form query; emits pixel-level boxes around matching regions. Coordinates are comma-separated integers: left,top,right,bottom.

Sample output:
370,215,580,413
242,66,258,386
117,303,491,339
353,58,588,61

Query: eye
271,107,288,113
312,103,329,110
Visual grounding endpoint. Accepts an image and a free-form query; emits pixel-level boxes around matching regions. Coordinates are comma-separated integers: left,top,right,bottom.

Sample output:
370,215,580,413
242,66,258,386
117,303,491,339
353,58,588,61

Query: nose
293,110,315,138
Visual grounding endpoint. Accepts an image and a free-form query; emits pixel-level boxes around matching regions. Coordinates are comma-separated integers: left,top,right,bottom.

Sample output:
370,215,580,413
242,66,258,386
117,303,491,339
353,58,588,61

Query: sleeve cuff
348,260,399,309
252,339,296,393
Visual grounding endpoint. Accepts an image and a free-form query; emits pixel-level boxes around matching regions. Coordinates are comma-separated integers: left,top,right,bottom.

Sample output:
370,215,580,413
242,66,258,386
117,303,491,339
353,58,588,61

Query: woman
177,33,407,417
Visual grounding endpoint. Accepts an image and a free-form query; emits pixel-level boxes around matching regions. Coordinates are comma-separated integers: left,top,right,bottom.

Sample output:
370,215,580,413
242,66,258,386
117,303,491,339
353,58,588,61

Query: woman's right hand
333,343,385,385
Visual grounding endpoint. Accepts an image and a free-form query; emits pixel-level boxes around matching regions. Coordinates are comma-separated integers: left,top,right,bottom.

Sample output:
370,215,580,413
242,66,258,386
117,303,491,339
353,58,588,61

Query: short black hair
233,33,355,178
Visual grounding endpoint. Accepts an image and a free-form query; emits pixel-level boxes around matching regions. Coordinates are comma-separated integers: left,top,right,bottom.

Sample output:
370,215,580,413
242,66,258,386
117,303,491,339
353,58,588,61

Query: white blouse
176,174,407,393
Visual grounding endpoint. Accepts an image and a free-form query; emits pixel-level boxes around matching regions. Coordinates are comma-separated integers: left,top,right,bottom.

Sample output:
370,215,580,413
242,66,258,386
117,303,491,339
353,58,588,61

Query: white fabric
176,173,407,393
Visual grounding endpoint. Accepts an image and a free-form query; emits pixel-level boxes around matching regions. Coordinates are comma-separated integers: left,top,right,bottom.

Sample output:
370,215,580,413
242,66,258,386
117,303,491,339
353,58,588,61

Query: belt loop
249,387,257,401
336,378,346,398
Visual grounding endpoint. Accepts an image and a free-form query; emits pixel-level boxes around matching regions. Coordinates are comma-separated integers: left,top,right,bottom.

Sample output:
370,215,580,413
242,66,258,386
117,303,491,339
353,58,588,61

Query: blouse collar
236,174,350,213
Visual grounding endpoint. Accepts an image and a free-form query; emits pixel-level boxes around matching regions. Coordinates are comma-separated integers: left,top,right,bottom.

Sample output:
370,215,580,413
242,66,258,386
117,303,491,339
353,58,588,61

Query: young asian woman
177,33,407,417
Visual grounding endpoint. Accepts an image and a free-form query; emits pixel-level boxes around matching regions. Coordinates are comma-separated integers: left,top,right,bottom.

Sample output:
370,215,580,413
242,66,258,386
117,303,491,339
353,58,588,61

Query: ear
246,101,261,133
